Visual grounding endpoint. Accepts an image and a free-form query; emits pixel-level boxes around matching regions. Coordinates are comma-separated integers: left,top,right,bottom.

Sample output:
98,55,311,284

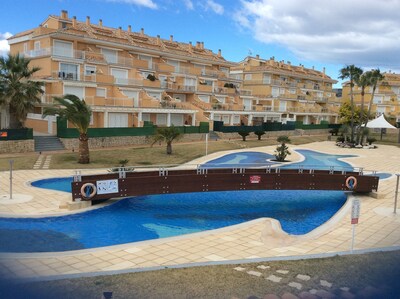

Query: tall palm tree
0,53,43,128
152,125,181,155
43,95,92,164
354,72,371,143
364,69,384,127
339,65,363,143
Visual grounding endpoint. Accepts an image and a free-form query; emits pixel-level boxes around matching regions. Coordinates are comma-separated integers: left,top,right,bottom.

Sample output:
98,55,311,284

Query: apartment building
342,72,400,123
8,10,262,134
230,56,340,125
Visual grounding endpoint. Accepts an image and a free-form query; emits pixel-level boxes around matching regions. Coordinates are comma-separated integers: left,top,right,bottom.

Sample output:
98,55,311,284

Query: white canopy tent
366,114,396,129
366,114,397,140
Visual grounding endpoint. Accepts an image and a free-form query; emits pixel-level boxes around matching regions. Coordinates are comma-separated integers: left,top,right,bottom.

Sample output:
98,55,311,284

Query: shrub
367,137,377,145
146,74,157,81
336,136,345,143
275,136,291,162
254,130,265,140
238,131,249,141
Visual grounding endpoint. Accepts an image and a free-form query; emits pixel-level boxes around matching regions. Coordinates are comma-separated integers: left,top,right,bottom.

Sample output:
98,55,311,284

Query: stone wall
0,140,35,153
60,133,207,150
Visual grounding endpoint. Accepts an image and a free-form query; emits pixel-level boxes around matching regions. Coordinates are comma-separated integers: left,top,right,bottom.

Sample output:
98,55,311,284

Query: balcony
24,47,85,60
114,77,144,86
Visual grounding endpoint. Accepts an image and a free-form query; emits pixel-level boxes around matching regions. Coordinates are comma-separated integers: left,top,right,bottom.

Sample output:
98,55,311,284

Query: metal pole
9,160,13,200
394,174,400,214
205,133,209,156
351,224,355,253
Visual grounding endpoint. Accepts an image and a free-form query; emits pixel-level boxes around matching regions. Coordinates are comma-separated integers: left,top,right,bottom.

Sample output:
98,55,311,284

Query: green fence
0,128,33,140
213,121,340,133
57,118,209,138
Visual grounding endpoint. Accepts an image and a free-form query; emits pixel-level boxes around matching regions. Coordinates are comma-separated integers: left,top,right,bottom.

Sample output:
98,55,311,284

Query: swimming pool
0,190,346,252
0,149,377,253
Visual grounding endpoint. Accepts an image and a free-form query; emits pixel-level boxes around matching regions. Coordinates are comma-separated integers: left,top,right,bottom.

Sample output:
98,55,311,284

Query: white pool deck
0,141,399,281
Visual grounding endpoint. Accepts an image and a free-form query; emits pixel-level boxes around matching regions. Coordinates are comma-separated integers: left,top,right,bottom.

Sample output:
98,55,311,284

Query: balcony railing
24,47,85,60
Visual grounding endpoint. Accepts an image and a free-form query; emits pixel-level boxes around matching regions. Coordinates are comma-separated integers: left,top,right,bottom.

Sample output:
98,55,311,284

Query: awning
366,114,396,129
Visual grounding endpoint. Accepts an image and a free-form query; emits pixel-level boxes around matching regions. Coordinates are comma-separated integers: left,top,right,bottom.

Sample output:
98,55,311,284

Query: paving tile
257,265,270,270
320,280,332,288
263,294,280,299
247,270,262,277
276,269,289,274
296,274,311,281
288,281,302,290
281,292,299,299
234,267,246,272
266,274,282,283
298,292,319,299
204,254,227,261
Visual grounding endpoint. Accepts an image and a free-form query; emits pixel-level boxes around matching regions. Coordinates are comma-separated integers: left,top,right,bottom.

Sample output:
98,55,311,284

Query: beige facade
342,72,400,123
8,10,341,134
231,56,340,125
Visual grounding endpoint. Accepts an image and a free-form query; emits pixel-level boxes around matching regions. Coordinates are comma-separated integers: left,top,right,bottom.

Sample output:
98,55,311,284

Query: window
171,114,184,126
244,74,252,80
156,114,167,125
111,68,128,85
108,113,128,127
64,85,84,99
23,43,28,53
96,88,106,97
142,114,150,122
220,67,229,75
272,87,279,97
167,60,179,72
279,88,285,95
85,65,96,76
194,64,206,75
34,41,40,50
289,88,296,94
121,90,139,99
101,48,118,64
373,95,383,104
59,63,78,80
138,54,152,69
233,115,241,124
54,40,73,58
148,92,161,100
198,95,210,103
279,101,287,112
263,74,271,84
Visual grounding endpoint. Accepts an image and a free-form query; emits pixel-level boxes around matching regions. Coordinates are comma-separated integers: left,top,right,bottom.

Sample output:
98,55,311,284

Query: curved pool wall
0,190,347,253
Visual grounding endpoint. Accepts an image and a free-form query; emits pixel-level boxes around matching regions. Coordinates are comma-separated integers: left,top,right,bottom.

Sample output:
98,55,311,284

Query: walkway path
0,141,399,284
33,154,52,170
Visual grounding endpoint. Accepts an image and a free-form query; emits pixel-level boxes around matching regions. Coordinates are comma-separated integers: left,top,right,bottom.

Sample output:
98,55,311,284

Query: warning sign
250,175,261,184
351,199,360,224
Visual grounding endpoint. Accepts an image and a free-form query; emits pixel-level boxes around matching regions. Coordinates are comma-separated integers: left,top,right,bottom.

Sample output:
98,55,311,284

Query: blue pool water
0,190,346,253
0,149,385,253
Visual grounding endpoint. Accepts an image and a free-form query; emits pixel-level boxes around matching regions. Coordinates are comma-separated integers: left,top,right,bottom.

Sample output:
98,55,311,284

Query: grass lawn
2,250,400,299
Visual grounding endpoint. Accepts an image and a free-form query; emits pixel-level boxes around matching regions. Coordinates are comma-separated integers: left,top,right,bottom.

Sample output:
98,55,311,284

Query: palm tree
354,72,371,143
43,95,92,164
0,53,43,128
339,65,363,143
364,69,384,127
152,125,181,155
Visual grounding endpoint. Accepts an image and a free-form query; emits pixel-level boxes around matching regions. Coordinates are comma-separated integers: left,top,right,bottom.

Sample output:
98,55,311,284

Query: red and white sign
351,199,360,224
250,175,261,184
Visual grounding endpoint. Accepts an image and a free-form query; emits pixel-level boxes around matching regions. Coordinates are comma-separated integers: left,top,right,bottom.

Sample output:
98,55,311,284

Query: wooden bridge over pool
71,166,380,202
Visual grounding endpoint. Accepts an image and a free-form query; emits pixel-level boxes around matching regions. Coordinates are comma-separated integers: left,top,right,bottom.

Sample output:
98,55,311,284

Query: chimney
157,35,161,45
218,49,221,57
270,56,275,61
61,10,68,19
141,28,144,36
170,35,173,42
99,19,103,27
72,16,77,28
128,25,132,32
196,41,200,48
117,26,122,36
287,61,291,69
86,16,90,26
312,66,315,70
201,42,204,49
256,54,259,59
323,67,326,74
188,41,192,51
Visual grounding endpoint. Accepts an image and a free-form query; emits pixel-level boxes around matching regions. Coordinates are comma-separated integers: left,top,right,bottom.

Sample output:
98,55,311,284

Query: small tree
275,136,291,162
254,130,265,140
152,125,181,155
238,131,249,141
43,95,91,164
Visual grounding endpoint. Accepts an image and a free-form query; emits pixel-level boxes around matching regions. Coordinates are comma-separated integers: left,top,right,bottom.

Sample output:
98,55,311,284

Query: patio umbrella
366,114,397,140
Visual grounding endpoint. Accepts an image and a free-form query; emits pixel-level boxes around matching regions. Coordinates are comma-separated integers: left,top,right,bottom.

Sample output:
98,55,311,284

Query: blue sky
1,0,400,88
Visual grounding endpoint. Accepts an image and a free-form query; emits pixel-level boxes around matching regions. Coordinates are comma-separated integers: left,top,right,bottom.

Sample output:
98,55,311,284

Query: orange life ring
80,183,97,199
345,176,358,190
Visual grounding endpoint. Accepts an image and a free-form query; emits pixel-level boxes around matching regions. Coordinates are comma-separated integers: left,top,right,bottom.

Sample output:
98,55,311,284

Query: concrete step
34,136,65,152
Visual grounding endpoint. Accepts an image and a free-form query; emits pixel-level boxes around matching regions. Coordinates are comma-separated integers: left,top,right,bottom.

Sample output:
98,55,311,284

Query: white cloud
0,32,12,57
183,0,194,10
107,0,157,9
235,0,400,69
205,0,224,15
